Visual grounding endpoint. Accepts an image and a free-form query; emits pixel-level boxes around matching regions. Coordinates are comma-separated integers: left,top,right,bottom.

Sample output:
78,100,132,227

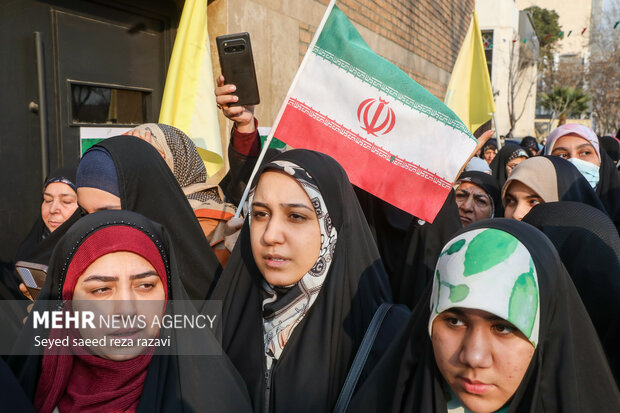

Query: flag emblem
357,98,396,137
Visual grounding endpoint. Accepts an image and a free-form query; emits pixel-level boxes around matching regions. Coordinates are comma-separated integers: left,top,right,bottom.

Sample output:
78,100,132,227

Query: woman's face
505,157,526,177
77,187,122,214
503,181,544,221
250,171,321,287
73,251,165,361
432,308,535,413
41,182,78,232
550,134,600,167
483,149,496,164
455,182,492,226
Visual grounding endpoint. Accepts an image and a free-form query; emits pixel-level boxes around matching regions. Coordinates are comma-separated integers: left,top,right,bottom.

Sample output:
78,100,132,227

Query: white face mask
567,158,600,189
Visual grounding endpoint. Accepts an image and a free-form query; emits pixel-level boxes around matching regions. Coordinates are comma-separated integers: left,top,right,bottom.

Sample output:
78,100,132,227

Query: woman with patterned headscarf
125,124,237,265
211,149,408,412
346,219,620,412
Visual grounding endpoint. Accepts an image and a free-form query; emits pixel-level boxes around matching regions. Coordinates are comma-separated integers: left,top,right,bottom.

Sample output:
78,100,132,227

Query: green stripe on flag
315,5,473,140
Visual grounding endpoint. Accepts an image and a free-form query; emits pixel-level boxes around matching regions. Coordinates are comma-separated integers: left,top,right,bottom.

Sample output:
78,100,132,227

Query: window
481,30,493,81
69,81,151,125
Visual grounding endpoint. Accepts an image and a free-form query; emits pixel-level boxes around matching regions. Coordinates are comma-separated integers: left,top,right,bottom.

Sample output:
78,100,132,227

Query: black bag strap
333,302,393,413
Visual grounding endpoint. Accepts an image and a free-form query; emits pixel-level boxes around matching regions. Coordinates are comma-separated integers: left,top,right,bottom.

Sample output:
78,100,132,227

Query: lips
109,328,143,340
263,254,290,268
459,215,472,225
457,377,493,395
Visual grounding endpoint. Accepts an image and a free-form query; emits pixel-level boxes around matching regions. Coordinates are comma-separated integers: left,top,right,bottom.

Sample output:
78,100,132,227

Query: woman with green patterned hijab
346,219,620,413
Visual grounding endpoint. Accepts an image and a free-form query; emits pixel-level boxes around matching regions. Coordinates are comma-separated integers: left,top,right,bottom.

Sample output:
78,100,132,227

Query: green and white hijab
429,227,540,347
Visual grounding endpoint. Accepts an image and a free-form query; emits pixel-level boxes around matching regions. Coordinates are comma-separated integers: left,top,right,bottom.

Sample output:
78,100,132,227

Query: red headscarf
34,225,168,413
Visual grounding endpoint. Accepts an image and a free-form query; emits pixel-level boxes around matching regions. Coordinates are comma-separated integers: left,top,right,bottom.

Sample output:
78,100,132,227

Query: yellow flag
445,11,496,133
159,0,223,176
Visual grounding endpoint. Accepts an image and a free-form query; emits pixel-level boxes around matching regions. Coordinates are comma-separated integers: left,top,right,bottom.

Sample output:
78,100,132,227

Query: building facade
0,0,474,261
476,0,539,138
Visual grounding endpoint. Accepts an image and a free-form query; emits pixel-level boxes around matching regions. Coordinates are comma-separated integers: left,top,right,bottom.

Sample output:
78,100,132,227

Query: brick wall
299,0,474,99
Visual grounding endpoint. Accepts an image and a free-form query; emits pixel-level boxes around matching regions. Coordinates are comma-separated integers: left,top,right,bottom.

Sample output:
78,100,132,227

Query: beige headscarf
126,123,236,214
502,157,559,203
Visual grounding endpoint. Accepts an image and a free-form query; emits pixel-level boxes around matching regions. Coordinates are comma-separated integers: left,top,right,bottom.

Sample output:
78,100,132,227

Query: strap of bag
332,302,393,413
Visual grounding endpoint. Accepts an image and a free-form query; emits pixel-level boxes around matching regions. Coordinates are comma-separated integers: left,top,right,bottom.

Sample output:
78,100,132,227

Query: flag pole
233,0,337,218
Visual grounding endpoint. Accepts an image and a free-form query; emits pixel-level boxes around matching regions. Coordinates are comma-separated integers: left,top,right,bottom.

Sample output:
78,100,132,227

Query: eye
474,197,489,208
251,209,269,220
90,287,111,296
504,196,515,206
529,199,541,207
493,323,516,335
136,282,156,291
443,316,465,328
289,212,308,222
579,150,592,157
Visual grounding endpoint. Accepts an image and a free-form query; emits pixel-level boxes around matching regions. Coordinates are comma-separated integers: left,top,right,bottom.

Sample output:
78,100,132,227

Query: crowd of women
0,76,619,412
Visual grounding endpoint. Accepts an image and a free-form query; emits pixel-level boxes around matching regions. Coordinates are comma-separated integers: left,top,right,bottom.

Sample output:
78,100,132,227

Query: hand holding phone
215,75,256,133
15,261,47,301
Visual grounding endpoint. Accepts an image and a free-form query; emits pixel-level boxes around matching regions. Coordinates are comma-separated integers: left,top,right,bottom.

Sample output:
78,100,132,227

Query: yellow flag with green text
159,0,222,176
444,11,495,133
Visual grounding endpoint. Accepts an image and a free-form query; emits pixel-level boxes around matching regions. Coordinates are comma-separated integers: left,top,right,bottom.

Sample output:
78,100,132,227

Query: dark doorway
0,0,178,261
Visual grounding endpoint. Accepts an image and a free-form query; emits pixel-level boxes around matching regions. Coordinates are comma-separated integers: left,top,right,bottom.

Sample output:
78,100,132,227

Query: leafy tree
539,87,591,127
524,6,562,62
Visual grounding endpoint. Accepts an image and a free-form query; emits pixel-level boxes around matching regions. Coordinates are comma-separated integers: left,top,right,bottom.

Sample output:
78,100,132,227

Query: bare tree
507,36,538,131
586,2,620,135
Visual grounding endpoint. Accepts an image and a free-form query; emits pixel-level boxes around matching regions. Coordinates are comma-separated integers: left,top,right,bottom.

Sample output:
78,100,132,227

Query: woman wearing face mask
76,137,223,300
545,123,620,232
211,150,408,412
502,156,608,223
523,201,620,385
346,219,620,412
9,210,252,412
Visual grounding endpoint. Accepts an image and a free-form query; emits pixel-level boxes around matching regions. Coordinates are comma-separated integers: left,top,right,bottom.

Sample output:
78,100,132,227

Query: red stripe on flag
274,100,451,223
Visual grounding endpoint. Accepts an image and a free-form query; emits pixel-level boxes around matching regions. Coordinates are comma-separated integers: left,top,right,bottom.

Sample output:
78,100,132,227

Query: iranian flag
268,2,477,223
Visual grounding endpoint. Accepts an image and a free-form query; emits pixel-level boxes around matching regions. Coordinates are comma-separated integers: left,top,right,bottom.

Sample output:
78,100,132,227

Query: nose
459,196,474,212
262,215,285,245
49,199,61,214
458,325,493,369
512,201,531,221
113,287,139,315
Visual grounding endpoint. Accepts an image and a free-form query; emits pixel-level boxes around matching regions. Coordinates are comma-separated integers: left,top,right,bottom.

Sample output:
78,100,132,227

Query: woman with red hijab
9,210,251,412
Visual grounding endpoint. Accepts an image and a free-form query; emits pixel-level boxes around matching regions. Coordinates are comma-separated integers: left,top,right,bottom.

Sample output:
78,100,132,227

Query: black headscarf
354,186,414,280
389,190,462,309
8,210,252,412
14,167,80,266
89,136,222,300
522,201,620,385
347,219,620,412
600,136,620,164
456,170,502,218
489,143,529,189
519,136,539,157
211,149,401,412
595,149,620,232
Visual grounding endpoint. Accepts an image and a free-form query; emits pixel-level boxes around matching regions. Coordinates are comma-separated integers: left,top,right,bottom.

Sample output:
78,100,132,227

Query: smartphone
216,32,260,106
15,261,47,300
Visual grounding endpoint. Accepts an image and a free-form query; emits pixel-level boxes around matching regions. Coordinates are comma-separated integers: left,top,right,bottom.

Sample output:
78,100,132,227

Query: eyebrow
252,201,314,212
445,307,505,322
456,189,489,199
44,192,76,198
82,271,159,283
552,143,595,152
83,204,121,213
